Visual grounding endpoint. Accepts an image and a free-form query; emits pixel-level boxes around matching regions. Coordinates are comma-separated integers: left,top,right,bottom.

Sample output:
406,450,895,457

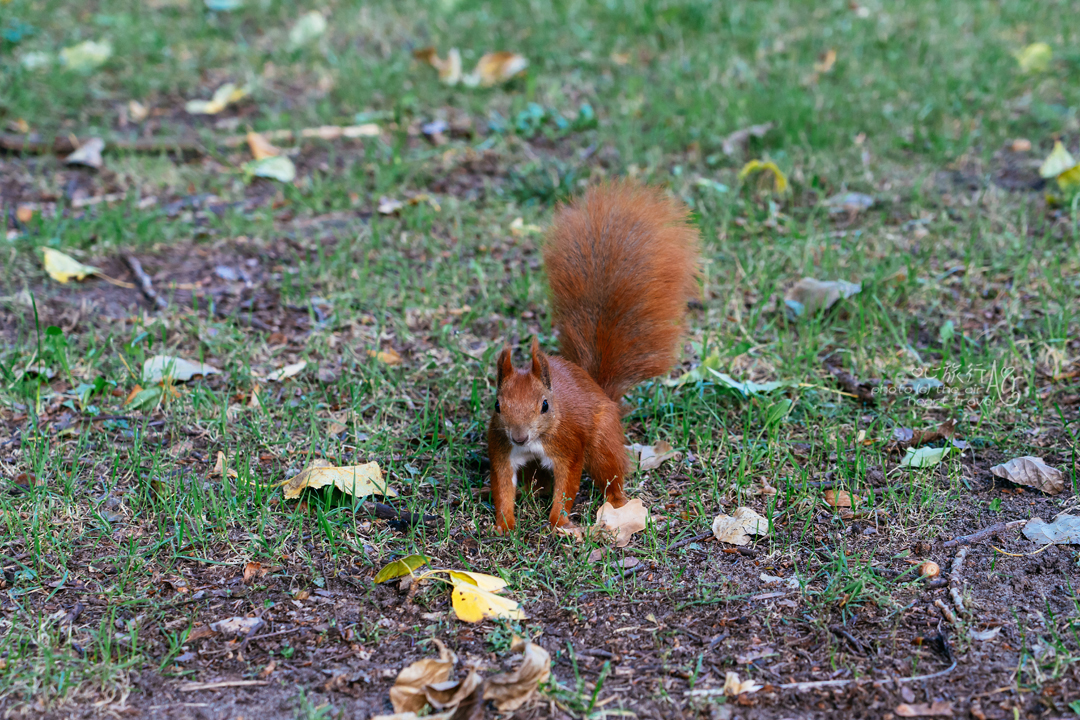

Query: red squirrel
487,181,701,533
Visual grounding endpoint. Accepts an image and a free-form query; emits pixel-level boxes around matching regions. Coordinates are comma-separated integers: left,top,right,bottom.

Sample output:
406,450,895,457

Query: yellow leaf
42,248,99,283
1015,42,1052,73
246,131,281,160
60,39,112,73
1039,141,1077,179
280,460,397,500
374,554,431,583
368,348,403,365
447,570,508,593
186,82,249,115
1057,165,1080,193
738,159,789,193
450,578,525,623
463,51,528,88
414,46,462,85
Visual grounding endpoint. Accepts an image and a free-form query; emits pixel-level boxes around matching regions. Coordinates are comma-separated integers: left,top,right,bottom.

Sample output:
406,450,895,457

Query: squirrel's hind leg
587,418,631,508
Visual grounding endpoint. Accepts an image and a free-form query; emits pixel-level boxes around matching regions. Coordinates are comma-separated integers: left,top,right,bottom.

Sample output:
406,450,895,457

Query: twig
123,254,167,310
773,660,957,692
934,598,958,626
363,500,437,527
667,531,714,552
178,680,269,692
949,547,968,615
621,561,653,579
991,543,1055,557
942,519,1027,548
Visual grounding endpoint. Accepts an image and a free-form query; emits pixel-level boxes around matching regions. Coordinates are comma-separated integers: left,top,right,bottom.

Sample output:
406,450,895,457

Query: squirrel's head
493,337,556,445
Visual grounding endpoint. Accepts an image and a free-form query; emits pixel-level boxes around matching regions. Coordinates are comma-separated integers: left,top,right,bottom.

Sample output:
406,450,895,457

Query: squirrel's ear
530,337,552,389
496,345,513,387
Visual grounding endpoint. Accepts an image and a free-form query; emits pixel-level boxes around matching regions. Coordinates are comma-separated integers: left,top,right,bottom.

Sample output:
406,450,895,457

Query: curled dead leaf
389,639,457,713
369,347,403,365
464,51,528,87
482,639,551,712
210,451,238,479
625,441,679,471
243,561,267,584
246,131,281,160
824,489,861,508
712,507,769,546
280,460,396,500
990,456,1063,495
723,670,762,696
785,277,861,317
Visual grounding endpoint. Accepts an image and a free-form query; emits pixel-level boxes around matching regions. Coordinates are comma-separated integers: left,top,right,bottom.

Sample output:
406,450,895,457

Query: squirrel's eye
495,400,501,414
541,399,549,414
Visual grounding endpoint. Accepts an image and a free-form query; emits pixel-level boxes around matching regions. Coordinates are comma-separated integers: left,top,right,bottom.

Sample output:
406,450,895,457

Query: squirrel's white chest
508,441,554,486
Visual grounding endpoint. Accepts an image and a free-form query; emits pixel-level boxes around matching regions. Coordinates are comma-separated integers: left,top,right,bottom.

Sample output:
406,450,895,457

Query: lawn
1,0,1079,718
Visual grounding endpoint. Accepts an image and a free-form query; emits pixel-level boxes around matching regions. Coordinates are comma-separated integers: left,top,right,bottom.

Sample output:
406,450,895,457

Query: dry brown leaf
895,701,954,717
389,639,457,714
369,347,403,365
246,131,281,160
465,51,528,87
280,459,396,500
723,670,762,696
16,205,34,223
594,498,649,548
989,456,1063,495
65,137,105,169
814,48,837,73
482,639,551,712
625,441,678,471
243,561,266,584
423,668,482,710
210,451,238,479
712,507,770,546
414,46,462,85
824,490,861,508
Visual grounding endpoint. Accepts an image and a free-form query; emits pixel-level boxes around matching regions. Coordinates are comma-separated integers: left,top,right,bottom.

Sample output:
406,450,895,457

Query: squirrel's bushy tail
544,181,701,401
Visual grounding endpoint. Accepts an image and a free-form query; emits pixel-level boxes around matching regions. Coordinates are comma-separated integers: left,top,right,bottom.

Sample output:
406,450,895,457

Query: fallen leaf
784,277,861,316
42,248,99,283
374,554,431,584
246,132,281,160
738,159,789,193
1038,141,1080,194
369,347,403,365
1022,514,1080,545
142,355,221,384
813,48,837,73
209,616,264,637
663,352,722,386
245,155,296,183
483,639,551,711
712,507,769,546
900,446,950,468
451,578,526,623
1011,138,1032,152
186,82,249,115
707,369,791,397
723,671,762,696
124,385,163,411
594,498,649,548
424,668,482,711
824,490,861,508
823,192,874,214
210,451,238,479
509,217,543,236
60,40,112,73
378,197,404,215
990,456,1064,495
463,51,528,88
626,441,678,471
721,122,773,156
65,137,105,169
265,361,306,382
16,205,34,223
895,701,954,717
288,11,327,49
1014,42,1052,73
280,460,396,500
447,571,508,593
970,627,1002,642
414,47,463,85
243,561,266,584
389,639,457,713
128,100,149,122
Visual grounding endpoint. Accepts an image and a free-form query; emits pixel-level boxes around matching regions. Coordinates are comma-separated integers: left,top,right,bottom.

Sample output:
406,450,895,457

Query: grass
2,0,1080,716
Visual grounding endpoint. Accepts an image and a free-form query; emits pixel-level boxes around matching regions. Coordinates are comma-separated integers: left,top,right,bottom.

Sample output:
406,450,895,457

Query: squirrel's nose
511,432,528,445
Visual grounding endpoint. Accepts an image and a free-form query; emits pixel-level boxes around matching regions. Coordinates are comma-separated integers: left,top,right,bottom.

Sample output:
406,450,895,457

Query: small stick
365,501,437,526
942,519,1026,548
934,598,958,626
667,531,714,552
123,254,167,310
949,547,968,615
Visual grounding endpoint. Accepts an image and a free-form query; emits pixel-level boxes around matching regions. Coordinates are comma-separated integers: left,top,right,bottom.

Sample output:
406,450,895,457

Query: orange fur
488,182,701,533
